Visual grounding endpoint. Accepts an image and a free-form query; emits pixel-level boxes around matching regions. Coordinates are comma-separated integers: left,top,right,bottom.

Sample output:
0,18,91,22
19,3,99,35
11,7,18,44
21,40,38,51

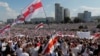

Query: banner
77,31,91,39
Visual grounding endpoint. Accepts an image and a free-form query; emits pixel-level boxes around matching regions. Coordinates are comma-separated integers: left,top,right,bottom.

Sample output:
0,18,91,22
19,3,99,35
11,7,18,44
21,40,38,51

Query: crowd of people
0,35,100,56
0,24,100,56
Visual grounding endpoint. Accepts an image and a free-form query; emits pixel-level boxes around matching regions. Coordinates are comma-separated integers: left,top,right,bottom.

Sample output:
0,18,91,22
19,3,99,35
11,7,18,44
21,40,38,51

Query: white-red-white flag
14,0,43,23
0,24,11,35
35,23,44,30
56,31,63,37
42,34,59,55
66,33,75,38
92,33,100,39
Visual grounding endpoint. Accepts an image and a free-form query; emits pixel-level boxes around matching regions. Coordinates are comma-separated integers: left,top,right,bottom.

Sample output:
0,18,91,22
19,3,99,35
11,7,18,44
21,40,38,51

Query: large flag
42,34,59,55
13,0,43,24
0,24,11,35
0,0,43,35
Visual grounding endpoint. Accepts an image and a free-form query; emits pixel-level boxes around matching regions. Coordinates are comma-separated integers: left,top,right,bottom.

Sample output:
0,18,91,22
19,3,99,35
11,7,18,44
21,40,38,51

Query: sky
0,0,100,21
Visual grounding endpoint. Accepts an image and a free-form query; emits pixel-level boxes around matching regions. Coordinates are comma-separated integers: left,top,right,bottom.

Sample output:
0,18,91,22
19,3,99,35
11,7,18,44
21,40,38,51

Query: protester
0,24,100,56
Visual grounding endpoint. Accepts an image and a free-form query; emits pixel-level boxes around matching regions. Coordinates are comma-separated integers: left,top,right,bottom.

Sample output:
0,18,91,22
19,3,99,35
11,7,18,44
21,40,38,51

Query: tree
96,18,100,22
73,17,82,23
64,17,71,23
96,24,100,29
79,25,84,29
24,21,32,24
46,19,49,24
84,25,88,29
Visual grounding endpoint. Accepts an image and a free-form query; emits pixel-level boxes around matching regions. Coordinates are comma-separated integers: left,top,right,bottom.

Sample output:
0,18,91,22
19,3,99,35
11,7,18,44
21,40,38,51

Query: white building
64,8,70,18
46,17,55,23
31,18,46,23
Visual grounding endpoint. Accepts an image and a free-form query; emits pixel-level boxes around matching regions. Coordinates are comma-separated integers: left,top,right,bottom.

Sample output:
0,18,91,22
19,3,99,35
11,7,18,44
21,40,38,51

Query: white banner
77,31,91,39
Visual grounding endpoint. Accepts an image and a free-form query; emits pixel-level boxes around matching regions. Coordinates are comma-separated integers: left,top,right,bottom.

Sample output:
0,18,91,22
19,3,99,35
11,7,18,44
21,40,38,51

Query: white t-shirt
71,46,80,56
29,47,39,56
1,42,7,51
77,44,82,52
62,46,68,56
15,48,23,56
20,52,29,56
82,52,89,56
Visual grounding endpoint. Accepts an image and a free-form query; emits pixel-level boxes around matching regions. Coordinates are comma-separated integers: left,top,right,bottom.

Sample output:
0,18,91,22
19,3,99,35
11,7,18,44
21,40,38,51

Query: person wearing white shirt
15,45,23,56
61,42,68,56
28,44,39,56
82,48,90,56
20,48,29,56
20,52,29,56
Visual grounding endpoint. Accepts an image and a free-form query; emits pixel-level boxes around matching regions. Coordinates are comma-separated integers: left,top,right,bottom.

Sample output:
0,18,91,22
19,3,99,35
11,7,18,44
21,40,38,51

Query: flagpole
41,0,48,24
43,8,48,24
8,28,11,38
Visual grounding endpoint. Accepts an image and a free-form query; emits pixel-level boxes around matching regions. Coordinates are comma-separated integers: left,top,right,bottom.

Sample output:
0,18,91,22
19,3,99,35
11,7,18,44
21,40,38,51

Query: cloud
72,6,100,17
0,2,19,21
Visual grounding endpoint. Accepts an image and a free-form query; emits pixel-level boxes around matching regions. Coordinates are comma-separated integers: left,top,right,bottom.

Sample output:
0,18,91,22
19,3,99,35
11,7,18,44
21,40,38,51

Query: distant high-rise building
77,11,91,22
7,19,14,24
64,8,70,18
60,7,64,22
55,3,64,23
84,11,91,22
78,13,84,20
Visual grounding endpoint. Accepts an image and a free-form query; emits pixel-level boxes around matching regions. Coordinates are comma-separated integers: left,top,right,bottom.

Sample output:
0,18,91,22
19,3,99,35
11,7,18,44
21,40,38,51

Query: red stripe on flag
42,35,59,54
18,2,42,21
35,23,44,29
93,33,100,39
32,2,42,9
0,24,11,34
24,2,42,17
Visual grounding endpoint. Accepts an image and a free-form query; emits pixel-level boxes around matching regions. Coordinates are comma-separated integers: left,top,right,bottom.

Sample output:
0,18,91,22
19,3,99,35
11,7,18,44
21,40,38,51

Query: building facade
64,8,70,18
84,11,91,22
77,11,91,22
31,18,46,23
55,3,64,23
46,17,54,23
78,13,84,20
7,19,14,24
60,7,64,22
